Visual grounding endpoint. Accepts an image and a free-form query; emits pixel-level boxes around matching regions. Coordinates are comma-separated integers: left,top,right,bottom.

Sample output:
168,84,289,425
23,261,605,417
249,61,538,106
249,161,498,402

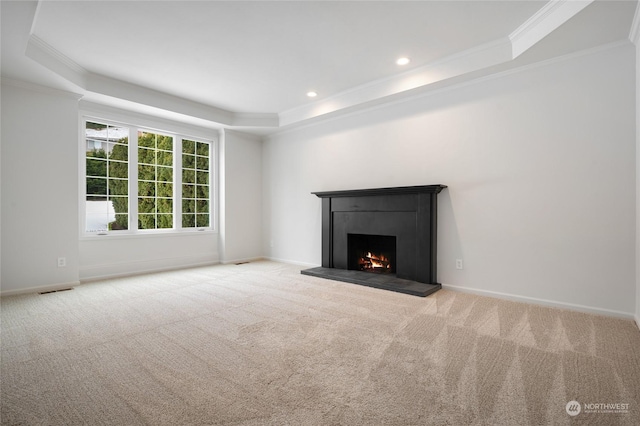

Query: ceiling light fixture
307,91,318,98
396,57,410,66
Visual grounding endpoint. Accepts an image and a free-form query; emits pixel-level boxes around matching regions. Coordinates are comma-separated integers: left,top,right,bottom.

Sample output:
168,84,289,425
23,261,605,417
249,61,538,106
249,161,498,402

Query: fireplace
301,185,447,296
348,234,396,274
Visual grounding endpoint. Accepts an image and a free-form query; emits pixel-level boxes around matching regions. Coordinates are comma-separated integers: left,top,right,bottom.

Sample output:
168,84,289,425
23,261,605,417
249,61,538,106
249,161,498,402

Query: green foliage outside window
86,122,211,232
137,132,174,230
181,139,210,228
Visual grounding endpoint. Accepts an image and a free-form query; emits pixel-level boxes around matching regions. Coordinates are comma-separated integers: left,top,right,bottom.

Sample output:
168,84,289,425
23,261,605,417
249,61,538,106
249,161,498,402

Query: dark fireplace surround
301,185,447,297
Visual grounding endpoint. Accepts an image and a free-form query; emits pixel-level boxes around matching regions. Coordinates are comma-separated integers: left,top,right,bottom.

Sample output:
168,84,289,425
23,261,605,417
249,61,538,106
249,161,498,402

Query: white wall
219,129,263,263
79,232,219,281
1,82,80,293
636,33,640,324
263,43,636,317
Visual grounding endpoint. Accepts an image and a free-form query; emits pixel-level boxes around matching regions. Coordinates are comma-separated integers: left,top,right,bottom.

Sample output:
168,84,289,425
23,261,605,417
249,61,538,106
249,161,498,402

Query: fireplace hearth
301,185,447,297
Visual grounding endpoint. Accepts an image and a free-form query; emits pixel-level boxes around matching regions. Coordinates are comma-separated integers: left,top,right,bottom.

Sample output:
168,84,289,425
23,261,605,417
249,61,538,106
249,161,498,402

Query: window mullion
175,136,183,230
130,128,139,231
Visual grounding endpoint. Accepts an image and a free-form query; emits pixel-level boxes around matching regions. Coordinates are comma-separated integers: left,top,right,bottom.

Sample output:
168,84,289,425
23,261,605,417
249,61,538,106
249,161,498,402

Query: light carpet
1,261,639,425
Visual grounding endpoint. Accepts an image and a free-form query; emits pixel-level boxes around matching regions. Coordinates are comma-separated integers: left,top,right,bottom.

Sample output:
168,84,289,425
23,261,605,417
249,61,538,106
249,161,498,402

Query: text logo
566,400,581,416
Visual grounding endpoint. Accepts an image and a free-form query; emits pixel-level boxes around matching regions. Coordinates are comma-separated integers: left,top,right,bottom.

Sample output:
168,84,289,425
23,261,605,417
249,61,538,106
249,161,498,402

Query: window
138,131,174,229
85,122,129,232
181,139,210,228
83,119,214,234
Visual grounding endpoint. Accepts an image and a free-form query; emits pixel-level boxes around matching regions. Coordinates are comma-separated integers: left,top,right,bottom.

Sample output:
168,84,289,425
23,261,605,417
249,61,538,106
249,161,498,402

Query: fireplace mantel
302,184,447,296
311,184,447,198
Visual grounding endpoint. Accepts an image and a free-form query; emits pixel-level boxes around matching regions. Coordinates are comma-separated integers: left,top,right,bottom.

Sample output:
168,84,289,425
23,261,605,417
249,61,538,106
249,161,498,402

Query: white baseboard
635,315,640,331
220,256,265,265
1,281,81,297
264,256,319,269
442,283,635,320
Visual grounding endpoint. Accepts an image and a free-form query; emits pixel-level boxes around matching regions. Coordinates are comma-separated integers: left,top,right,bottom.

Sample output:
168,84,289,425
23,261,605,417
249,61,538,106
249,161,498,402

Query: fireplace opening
348,234,396,274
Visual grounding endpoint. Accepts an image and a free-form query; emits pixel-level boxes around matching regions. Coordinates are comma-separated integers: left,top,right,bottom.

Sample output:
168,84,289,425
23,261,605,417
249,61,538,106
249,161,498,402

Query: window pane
138,181,155,197
109,161,128,179
111,214,128,231
182,214,195,228
138,147,155,164
139,214,155,229
183,184,194,198
109,179,128,196
85,198,112,233
157,182,172,197
110,143,129,161
196,171,209,185
157,198,172,214
157,167,172,182
196,199,209,213
157,214,173,228
138,131,155,148
196,185,208,199
157,150,172,166
138,198,155,214
196,214,209,227
183,139,195,154
196,142,208,156
182,199,195,213
158,136,173,151
111,196,128,213
138,164,156,180
182,169,195,184
196,156,209,170
87,178,107,195
86,158,107,177
183,154,195,169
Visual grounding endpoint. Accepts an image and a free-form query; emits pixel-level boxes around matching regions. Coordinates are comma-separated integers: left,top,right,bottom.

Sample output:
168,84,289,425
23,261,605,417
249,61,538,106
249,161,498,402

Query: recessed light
307,91,318,98
396,57,410,66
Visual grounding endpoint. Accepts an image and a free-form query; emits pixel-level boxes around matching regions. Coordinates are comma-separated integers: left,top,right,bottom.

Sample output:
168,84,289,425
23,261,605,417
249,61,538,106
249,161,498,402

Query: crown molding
630,0,640,45
24,34,278,129
268,39,631,140
1,76,82,100
79,100,221,141
21,0,605,133
232,113,279,127
279,37,512,127
510,0,593,58
25,34,87,87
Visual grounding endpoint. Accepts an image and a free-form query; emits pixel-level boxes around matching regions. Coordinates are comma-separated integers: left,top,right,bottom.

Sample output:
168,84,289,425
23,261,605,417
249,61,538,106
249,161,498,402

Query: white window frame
79,111,218,238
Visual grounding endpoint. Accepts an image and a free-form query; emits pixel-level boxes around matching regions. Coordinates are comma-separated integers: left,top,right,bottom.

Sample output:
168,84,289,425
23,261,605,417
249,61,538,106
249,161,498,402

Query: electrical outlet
57,257,66,268
456,259,463,270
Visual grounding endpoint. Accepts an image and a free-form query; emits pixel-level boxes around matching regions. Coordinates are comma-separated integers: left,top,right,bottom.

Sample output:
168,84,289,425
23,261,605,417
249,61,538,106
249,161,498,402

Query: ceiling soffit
23,0,604,131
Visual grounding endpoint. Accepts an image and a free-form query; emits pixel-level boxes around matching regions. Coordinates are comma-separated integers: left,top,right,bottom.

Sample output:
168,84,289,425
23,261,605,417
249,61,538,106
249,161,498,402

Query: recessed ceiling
1,1,637,134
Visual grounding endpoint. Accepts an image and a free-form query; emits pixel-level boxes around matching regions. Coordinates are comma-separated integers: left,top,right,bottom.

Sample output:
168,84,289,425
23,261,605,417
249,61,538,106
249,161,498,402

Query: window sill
80,229,217,242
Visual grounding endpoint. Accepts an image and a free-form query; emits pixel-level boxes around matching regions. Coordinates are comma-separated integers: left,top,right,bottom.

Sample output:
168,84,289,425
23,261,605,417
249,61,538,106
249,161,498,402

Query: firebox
348,234,396,274
301,185,447,297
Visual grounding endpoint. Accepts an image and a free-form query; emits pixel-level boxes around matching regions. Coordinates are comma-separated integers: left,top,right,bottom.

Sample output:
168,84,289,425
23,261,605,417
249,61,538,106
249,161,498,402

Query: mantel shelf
311,184,447,199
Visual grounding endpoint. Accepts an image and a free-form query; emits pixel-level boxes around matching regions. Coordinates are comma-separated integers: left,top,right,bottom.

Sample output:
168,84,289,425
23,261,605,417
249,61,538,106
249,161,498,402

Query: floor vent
235,261,250,265
39,288,73,295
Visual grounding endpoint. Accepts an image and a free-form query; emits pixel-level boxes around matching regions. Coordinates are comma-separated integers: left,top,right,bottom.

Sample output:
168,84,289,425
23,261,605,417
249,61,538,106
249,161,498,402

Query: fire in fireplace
348,234,396,274
358,252,392,273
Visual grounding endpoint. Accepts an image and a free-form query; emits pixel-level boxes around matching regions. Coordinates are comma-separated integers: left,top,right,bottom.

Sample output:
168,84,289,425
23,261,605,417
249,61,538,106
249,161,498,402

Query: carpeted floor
1,261,639,425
